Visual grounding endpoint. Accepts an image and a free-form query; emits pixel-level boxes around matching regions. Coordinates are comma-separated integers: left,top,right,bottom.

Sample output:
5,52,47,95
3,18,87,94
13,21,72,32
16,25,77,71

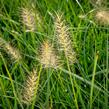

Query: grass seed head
20,7,36,32
55,13,76,63
5,43,22,61
0,37,21,62
39,40,59,68
95,9,109,25
22,69,38,104
90,0,107,7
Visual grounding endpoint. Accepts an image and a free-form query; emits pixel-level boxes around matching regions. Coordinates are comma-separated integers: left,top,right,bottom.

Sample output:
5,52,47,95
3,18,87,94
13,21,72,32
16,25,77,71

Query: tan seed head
22,69,38,104
39,40,59,68
55,13,76,63
95,9,109,25
0,37,21,62
20,7,36,32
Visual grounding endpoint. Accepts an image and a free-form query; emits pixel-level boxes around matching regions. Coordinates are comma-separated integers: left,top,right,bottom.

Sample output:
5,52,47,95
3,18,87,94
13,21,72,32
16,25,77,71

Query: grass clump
0,0,109,109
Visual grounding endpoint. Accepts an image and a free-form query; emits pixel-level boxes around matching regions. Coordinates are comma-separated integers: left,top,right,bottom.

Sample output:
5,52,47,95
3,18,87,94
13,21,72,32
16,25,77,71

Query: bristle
0,37,21,62
39,40,59,68
20,7,36,32
95,9,109,25
22,69,38,104
55,13,76,63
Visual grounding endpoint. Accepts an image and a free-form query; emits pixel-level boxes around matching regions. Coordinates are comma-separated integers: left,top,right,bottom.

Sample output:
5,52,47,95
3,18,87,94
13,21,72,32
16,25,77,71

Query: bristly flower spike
0,37,22,62
55,12,76,63
21,69,39,104
20,7,36,32
39,40,59,69
95,9,109,25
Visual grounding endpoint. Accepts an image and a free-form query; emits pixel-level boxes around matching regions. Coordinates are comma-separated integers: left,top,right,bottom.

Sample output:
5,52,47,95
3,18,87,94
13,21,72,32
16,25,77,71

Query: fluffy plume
21,69,38,104
39,40,59,68
0,37,21,62
20,7,36,32
55,13,76,63
95,9,109,25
